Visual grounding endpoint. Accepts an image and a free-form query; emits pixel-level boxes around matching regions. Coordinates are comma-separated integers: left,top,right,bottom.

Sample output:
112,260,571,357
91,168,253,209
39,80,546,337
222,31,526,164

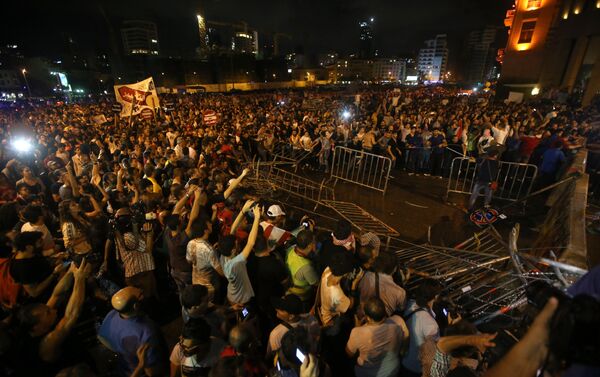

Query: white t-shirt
319,267,351,326
492,125,510,145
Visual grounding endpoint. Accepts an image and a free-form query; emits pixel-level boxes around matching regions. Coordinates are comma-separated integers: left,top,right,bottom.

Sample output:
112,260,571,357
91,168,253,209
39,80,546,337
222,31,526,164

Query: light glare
13,138,32,152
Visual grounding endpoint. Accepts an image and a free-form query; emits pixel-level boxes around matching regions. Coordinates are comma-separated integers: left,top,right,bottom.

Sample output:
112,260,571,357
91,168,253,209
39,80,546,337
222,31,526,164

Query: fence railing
271,142,313,171
330,146,392,194
445,157,538,203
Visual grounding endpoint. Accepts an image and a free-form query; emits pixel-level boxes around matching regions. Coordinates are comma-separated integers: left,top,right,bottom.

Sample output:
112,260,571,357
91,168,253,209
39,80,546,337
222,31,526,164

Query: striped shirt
116,232,155,278
186,239,221,290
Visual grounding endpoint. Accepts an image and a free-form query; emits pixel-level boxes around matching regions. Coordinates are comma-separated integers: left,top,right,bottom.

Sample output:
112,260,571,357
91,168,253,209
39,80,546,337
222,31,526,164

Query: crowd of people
0,85,597,377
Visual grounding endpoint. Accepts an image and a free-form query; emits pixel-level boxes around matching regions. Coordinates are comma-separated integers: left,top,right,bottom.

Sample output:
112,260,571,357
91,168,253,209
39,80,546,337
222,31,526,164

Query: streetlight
21,69,32,97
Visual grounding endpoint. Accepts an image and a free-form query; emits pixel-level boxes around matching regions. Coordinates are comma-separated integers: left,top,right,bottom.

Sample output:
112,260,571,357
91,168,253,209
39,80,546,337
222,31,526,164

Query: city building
318,52,338,67
359,18,375,58
121,20,160,56
372,59,406,81
0,70,22,99
206,20,259,57
417,34,449,82
501,0,600,105
463,26,503,84
327,58,406,83
232,31,259,56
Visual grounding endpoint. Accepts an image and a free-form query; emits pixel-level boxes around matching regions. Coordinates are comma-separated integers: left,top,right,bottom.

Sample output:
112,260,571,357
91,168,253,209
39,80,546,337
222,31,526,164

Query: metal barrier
272,142,313,171
321,200,400,247
330,146,392,194
268,167,335,210
445,157,538,203
390,225,585,323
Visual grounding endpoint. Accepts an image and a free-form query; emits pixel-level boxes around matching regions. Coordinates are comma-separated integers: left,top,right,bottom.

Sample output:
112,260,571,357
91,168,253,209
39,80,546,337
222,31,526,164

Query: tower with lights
359,18,374,58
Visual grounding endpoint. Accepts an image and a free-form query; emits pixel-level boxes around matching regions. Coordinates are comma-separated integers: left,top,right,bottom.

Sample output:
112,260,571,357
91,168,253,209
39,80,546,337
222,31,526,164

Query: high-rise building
464,26,502,84
359,18,374,58
417,34,448,82
196,14,209,57
121,20,159,56
232,31,259,56
372,59,405,82
501,0,600,105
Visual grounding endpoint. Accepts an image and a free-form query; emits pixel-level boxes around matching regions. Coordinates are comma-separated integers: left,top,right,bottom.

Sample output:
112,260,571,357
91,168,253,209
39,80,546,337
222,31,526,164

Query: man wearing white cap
260,204,292,251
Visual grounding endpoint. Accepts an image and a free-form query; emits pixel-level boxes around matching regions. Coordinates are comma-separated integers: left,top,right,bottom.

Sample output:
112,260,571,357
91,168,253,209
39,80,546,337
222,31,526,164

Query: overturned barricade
271,142,313,171
392,226,586,323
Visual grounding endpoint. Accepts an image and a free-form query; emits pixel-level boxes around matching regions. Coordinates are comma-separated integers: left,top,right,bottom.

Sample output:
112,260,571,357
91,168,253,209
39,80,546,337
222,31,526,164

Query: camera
433,295,463,332
525,281,600,369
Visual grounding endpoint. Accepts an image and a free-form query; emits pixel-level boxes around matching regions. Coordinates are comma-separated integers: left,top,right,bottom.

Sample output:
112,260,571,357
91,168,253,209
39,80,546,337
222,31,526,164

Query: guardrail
330,146,392,194
445,157,538,203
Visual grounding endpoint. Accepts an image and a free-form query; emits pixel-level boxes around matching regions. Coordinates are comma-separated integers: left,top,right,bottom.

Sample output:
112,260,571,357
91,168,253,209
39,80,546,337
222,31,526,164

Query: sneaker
437,176,443,179
424,173,431,177
408,173,414,176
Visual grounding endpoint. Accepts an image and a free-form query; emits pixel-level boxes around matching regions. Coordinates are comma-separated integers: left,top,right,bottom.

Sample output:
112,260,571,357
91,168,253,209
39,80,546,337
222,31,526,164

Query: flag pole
151,96,157,124
128,94,136,128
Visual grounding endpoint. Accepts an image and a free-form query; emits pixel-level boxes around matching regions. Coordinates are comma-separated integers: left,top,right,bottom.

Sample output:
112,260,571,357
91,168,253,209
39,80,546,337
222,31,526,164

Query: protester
98,286,167,376
0,85,594,377
467,149,499,211
346,297,408,377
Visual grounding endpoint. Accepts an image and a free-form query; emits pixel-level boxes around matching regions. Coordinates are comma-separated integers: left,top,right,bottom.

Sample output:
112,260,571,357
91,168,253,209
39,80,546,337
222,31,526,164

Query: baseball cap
272,294,304,315
267,204,286,217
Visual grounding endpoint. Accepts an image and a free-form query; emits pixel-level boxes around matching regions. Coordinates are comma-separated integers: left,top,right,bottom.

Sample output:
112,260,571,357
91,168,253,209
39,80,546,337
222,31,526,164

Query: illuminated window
527,0,542,9
518,20,536,44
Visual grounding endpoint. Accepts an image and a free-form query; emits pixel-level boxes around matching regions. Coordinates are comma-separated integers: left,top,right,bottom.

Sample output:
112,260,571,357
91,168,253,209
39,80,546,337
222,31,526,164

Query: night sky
2,0,512,57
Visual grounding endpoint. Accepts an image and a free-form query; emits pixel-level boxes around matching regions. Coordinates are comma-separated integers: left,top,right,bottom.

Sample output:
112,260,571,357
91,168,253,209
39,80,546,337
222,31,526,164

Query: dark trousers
407,149,422,173
430,152,444,176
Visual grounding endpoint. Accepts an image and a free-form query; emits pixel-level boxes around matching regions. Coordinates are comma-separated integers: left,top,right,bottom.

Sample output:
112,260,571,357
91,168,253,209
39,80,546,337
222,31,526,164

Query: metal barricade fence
445,157,538,202
330,146,392,194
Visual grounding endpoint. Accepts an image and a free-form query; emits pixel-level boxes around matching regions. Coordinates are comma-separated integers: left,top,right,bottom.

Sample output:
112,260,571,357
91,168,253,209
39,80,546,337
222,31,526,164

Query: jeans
407,149,422,173
469,182,493,210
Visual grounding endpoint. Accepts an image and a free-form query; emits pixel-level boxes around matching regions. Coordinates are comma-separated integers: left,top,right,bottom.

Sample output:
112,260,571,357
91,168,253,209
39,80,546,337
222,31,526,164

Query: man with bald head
98,286,166,376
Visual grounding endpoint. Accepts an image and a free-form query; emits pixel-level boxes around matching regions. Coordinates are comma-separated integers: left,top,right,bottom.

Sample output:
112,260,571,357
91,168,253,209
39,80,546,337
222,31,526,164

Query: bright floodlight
370,17,374,22
531,87,540,95
472,87,478,92
342,110,351,119
13,138,32,153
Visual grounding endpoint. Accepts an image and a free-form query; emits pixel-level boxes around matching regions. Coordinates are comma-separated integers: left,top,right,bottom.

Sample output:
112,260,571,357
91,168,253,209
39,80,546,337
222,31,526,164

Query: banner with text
114,77,160,118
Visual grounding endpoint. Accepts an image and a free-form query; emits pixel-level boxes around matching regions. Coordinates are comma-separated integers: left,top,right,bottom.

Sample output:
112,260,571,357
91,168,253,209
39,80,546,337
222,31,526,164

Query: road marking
405,201,429,209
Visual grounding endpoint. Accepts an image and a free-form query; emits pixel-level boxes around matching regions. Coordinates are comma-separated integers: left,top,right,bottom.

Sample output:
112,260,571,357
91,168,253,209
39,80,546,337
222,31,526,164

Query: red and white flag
114,77,160,117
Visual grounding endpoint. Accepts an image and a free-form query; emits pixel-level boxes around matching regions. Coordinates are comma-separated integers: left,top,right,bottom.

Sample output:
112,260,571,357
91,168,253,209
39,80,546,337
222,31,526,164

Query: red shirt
519,136,540,157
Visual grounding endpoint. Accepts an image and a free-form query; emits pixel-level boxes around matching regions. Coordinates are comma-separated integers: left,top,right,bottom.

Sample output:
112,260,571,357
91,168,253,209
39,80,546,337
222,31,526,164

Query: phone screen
442,308,448,317
296,348,306,363
242,308,249,318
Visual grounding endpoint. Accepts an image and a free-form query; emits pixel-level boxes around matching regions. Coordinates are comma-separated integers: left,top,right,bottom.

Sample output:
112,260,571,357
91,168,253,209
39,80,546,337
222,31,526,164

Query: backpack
0,257,21,309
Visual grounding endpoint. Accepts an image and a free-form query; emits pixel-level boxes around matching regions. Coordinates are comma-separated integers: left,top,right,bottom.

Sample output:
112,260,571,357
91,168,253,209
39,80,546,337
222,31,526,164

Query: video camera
525,281,600,370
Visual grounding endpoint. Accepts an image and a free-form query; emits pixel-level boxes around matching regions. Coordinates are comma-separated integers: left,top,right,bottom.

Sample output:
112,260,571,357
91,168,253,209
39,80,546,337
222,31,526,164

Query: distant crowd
0,85,597,377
